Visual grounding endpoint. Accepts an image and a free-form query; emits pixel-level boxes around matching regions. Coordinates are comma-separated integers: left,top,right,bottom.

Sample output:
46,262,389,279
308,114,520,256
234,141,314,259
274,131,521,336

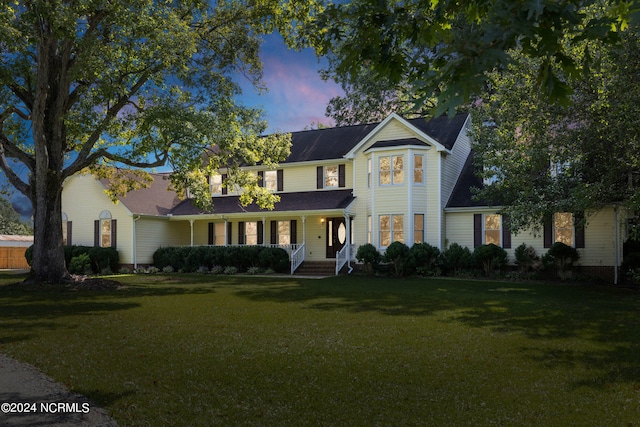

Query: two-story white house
61,112,626,281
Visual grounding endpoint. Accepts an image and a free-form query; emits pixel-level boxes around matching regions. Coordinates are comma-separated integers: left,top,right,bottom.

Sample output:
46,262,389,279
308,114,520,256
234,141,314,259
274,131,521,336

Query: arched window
95,210,116,248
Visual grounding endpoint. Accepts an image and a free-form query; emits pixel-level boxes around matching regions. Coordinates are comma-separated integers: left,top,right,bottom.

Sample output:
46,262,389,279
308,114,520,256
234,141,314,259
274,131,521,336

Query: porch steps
294,261,336,277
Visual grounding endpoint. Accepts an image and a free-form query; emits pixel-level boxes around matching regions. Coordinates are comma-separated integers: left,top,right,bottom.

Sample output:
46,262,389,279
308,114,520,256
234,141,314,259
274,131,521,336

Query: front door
326,217,347,258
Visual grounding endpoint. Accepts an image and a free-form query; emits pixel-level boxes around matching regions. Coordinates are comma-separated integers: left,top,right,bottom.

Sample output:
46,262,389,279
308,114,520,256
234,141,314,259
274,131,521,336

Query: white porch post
189,219,195,246
262,217,266,245
302,216,306,246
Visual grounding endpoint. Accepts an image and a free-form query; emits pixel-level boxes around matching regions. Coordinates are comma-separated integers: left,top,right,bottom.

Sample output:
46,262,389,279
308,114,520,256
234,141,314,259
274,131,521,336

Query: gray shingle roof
284,112,468,163
100,173,182,216
446,151,487,208
170,190,356,216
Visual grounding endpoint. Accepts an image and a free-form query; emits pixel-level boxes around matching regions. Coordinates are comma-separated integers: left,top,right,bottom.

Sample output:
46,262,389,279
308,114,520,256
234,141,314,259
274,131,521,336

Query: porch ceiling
169,189,356,216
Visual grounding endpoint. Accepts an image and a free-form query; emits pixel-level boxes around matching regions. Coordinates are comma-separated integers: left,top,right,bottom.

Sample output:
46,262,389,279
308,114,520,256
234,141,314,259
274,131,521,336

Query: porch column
262,217,266,246
302,216,306,246
189,219,195,246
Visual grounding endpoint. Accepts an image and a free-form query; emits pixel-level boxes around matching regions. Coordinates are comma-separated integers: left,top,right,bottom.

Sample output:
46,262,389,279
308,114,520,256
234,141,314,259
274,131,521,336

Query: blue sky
238,34,343,133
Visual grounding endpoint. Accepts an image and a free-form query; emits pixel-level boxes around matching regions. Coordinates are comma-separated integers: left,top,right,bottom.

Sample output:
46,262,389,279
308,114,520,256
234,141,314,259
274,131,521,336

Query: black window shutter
317,166,323,189
277,169,284,192
575,212,585,248
543,216,553,248
221,174,227,195
67,221,72,246
94,220,99,247
291,220,297,244
238,221,245,245
257,221,264,245
226,222,232,245
502,214,511,249
473,214,482,248
338,164,346,188
257,171,264,187
270,221,277,245
208,223,214,245
111,219,117,249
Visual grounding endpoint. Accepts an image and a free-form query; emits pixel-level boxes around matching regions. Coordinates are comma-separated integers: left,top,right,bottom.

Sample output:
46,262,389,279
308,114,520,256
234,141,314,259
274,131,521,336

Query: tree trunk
27,178,70,284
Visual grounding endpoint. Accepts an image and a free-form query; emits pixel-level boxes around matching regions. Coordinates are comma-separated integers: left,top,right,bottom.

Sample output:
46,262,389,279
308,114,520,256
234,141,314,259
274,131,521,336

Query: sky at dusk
238,33,343,133
6,33,343,221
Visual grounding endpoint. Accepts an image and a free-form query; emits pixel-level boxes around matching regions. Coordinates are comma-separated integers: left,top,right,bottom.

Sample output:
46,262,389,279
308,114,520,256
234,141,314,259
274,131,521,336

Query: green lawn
1,273,639,426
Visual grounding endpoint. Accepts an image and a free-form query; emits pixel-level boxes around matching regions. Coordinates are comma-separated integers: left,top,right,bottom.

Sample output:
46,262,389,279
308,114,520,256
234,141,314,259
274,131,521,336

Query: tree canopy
472,31,640,232
0,0,310,282
305,0,640,117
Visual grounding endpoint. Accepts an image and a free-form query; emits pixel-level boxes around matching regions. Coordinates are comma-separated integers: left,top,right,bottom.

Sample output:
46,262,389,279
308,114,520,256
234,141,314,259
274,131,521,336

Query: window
554,212,574,246
484,214,501,245
97,210,114,248
474,213,511,248
379,214,403,247
278,220,290,245
208,222,226,245
210,174,222,195
245,222,258,245
264,170,278,191
325,166,338,188
550,159,571,178
414,155,423,184
367,216,372,244
367,158,372,188
414,214,424,244
379,155,404,185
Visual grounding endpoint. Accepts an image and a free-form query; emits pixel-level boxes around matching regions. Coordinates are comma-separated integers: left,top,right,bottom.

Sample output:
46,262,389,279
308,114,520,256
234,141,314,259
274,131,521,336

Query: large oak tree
0,0,308,283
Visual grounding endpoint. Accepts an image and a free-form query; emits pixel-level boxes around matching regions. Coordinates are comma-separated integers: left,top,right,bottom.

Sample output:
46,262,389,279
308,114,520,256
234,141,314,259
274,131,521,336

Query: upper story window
258,170,283,192
210,174,223,195
325,166,339,188
379,155,404,185
264,170,278,191
317,165,345,189
367,158,372,188
413,155,423,184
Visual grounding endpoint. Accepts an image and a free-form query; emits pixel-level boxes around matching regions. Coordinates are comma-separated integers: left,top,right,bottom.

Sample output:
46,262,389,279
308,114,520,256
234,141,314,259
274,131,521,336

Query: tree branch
63,69,155,179
0,137,31,197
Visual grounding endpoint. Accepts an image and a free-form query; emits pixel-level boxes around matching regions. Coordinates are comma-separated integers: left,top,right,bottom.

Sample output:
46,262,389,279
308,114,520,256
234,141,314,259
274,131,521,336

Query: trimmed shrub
383,241,411,277
223,266,238,275
473,244,508,276
543,242,580,275
514,243,539,272
356,244,382,275
258,248,289,273
68,253,91,275
410,243,442,276
442,243,473,275
88,246,119,273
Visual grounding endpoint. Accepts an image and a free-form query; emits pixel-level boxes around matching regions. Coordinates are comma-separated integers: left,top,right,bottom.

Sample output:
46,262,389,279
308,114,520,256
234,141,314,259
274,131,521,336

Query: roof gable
99,173,183,216
345,112,469,159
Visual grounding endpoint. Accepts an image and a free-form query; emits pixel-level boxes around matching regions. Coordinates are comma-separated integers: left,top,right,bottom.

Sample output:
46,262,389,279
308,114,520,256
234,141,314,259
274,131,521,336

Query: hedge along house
61,112,626,281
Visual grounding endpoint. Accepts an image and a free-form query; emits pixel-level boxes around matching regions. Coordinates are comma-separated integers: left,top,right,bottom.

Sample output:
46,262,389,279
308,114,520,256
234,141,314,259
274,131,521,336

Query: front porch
170,215,357,275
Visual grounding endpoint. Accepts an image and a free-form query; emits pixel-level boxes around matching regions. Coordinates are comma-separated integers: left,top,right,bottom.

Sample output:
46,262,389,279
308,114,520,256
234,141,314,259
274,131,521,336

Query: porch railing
335,244,355,275
290,243,305,274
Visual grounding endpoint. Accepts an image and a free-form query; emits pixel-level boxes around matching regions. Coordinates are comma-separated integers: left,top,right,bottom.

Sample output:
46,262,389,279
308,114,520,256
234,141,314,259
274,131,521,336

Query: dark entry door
326,217,347,258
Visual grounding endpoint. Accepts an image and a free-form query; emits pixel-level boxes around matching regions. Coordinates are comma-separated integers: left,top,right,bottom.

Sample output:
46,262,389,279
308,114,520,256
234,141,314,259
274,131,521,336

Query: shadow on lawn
0,281,219,345
237,275,640,389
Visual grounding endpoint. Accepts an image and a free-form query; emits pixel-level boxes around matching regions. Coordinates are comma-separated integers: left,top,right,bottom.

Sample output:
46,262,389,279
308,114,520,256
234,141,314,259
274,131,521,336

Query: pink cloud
236,34,344,133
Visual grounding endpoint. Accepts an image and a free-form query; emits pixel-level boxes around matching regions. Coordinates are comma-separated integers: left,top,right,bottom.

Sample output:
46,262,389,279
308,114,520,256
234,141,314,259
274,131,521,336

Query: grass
1,273,640,426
